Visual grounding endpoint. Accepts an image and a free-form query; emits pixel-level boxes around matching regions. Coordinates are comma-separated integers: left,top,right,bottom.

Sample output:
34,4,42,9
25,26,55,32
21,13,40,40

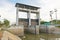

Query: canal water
22,33,60,40
39,33,60,40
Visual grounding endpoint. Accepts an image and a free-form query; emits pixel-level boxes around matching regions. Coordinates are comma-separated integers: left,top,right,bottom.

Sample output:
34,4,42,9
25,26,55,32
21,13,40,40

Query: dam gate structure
15,3,40,34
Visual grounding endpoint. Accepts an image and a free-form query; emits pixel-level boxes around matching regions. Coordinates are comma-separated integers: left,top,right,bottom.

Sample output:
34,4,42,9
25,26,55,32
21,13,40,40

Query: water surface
22,33,60,40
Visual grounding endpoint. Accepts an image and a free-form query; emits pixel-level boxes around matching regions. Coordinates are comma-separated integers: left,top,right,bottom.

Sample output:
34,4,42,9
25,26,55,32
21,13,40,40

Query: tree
50,20,60,24
4,19,10,27
0,21,3,27
40,21,48,24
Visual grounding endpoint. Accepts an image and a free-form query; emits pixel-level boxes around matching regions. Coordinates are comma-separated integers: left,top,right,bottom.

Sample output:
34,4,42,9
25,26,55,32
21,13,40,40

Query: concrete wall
40,25,60,34
28,25,39,34
40,25,55,33
7,25,24,36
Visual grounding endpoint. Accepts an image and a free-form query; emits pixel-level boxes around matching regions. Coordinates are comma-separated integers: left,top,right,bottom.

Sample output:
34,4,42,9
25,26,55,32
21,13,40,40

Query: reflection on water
23,33,60,40
40,38,60,40
39,33,60,40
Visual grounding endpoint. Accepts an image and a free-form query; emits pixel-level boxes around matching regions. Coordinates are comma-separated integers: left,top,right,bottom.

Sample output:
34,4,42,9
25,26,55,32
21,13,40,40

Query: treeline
40,20,60,24
0,19,10,28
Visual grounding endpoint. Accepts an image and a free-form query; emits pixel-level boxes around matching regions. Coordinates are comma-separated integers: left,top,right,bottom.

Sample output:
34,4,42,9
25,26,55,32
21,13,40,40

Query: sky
0,0,60,24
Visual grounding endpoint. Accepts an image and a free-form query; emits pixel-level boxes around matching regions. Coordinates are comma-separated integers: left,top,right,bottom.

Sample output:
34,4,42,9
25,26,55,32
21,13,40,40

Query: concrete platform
1,31,21,40
7,26,24,36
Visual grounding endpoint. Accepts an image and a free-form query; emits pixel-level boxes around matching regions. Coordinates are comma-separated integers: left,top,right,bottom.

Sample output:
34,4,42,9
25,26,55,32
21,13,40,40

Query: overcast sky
0,0,60,24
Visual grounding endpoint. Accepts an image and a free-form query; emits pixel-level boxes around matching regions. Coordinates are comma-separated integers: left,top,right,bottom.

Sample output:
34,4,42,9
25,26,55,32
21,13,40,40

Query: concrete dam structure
15,3,40,34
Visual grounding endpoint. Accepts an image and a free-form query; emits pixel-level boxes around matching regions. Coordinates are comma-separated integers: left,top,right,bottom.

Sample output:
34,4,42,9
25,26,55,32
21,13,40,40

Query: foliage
0,21,3,27
40,20,60,25
50,20,60,27
0,19,10,28
50,20,60,24
4,19,10,27
56,26,60,28
40,21,48,24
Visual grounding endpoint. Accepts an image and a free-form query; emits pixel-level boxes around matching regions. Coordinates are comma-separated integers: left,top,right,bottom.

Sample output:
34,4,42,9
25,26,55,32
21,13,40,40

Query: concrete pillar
38,12,40,26
27,11,31,27
36,25,39,34
36,12,40,26
16,7,19,26
29,11,31,26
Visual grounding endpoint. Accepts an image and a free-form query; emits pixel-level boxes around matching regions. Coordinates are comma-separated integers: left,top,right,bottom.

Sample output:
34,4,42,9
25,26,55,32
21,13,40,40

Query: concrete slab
1,31,21,40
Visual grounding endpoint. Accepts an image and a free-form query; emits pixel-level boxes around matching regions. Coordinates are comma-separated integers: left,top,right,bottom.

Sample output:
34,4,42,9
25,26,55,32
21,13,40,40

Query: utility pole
0,15,1,17
54,9,57,24
0,15,1,20
50,10,53,24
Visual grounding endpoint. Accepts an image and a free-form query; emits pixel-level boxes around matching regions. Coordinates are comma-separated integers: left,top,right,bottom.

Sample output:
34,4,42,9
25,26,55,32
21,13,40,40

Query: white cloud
0,0,39,25
1,0,60,25
0,0,16,24
37,0,60,21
